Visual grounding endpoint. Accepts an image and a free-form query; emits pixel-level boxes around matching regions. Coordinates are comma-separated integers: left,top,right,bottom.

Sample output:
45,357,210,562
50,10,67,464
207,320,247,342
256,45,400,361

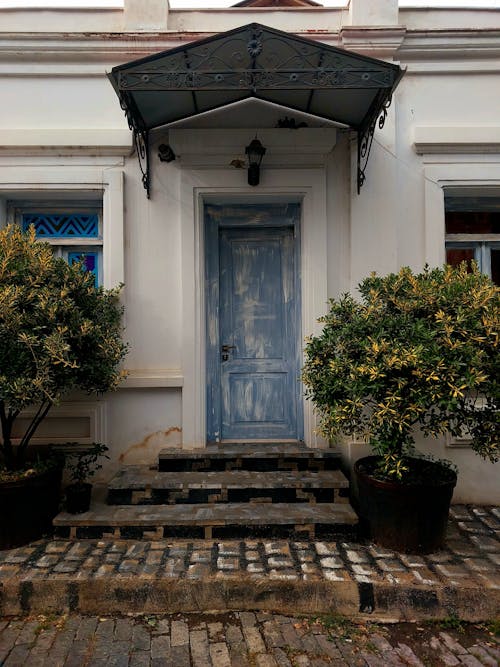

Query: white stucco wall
0,1,498,502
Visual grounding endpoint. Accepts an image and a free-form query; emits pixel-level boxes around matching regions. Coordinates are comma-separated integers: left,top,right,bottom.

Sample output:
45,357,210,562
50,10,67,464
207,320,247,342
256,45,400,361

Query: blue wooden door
206,206,302,442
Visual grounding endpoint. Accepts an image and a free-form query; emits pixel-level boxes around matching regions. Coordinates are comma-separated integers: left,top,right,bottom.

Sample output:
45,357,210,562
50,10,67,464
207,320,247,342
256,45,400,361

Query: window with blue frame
11,205,103,286
445,198,500,286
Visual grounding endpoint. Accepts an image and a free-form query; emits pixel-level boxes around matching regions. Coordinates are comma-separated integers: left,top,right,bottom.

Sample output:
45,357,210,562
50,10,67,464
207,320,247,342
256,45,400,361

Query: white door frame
180,168,330,450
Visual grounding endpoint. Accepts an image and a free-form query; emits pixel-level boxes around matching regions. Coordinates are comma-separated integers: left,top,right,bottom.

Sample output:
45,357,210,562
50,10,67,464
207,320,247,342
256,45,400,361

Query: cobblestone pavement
0,506,499,624
0,610,498,666
0,506,498,588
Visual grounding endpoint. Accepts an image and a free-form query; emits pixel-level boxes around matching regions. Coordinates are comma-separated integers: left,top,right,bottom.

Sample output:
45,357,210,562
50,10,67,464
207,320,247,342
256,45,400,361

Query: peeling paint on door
205,203,303,442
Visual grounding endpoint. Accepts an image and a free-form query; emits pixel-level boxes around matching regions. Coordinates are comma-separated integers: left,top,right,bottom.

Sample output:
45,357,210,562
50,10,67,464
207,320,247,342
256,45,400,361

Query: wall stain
119,427,182,464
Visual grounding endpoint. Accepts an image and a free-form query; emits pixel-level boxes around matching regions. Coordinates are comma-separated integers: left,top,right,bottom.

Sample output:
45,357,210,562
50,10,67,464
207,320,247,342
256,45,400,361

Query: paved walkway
0,506,498,621
0,610,499,666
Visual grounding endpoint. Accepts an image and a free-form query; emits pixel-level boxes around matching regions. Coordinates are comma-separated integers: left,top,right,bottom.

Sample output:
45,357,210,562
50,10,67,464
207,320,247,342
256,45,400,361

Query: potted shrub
303,264,499,553
0,224,127,547
64,443,109,513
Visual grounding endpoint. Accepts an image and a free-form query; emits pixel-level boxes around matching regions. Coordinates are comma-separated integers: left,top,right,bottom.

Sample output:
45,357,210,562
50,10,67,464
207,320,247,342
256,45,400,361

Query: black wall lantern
245,138,266,186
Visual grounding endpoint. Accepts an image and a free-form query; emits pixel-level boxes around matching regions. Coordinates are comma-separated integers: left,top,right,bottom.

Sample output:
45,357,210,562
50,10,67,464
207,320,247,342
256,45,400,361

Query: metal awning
108,23,403,197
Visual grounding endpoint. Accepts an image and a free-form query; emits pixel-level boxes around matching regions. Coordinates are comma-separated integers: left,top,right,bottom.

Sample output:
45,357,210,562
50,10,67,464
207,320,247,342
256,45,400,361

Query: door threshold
218,439,305,445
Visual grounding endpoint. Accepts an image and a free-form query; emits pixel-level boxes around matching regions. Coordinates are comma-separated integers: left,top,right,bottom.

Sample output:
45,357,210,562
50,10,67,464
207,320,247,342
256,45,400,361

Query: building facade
0,0,498,502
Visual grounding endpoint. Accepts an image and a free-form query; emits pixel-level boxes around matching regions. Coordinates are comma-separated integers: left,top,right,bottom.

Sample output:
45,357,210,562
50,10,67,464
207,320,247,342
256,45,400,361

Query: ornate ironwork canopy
108,23,403,197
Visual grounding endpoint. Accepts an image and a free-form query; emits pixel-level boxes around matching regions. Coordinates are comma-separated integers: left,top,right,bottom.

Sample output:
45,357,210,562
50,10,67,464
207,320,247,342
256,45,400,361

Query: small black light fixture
245,137,266,186
158,143,176,163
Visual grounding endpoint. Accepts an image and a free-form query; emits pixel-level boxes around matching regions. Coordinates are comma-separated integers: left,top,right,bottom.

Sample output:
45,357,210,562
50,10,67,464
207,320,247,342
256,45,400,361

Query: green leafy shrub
0,224,128,471
64,443,109,486
302,264,499,480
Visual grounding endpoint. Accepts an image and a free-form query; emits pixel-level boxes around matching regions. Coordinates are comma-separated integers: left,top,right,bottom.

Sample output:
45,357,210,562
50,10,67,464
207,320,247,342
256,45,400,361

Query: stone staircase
53,443,358,540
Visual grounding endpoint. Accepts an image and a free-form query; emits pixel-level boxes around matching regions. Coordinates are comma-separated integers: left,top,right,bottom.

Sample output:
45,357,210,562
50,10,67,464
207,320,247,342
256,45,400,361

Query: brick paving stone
458,655,485,667
315,542,339,556
469,535,499,552
301,562,321,577
395,643,425,666
358,651,387,667
152,618,169,635
171,619,189,646
280,622,303,651
132,625,151,652
190,628,211,667
335,639,369,666
129,651,150,667
262,620,285,648
34,554,60,568
264,542,291,556
3,643,32,666
247,562,266,573
13,618,39,645
162,557,185,577
210,641,232,666
151,633,171,658
468,644,498,666
170,644,191,667
226,623,244,644
187,563,211,578
316,635,344,665
324,568,352,581
429,637,461,665
207,621,224,640
218,542,240,556
481,643,500,661
240,611,257,627
63,639,92,667
273,647,293,666
269,568,298,579
319,555,343,568
114,617,134,641
44,542,69,554
243,625,267,654
217,556,240,570
190,550,212,563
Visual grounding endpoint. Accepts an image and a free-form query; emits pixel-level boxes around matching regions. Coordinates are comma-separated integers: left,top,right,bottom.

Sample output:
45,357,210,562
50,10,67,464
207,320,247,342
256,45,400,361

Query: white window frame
0,167,124,289
8,201,104,286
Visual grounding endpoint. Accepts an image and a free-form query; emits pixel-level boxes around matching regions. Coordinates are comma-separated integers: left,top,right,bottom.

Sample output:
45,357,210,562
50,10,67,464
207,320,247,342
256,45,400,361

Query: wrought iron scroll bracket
357,95,392,194
134,129,150,198
120,93,150,198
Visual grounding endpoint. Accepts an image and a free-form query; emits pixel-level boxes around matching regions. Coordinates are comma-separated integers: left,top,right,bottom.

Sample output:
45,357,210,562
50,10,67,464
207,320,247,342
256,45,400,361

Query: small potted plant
64,443,109,514
303,263,499,553
0,224,127,547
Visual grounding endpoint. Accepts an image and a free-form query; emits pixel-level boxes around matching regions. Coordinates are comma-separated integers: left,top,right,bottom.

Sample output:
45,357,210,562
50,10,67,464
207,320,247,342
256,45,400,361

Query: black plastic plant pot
354,456,457,554
0,465,62,549
65,482,92,514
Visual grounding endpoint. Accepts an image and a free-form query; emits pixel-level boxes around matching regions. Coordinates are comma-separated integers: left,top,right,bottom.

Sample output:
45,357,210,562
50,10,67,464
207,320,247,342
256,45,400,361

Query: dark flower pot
0,465,62,550
354,455,457,554
65,482,92,514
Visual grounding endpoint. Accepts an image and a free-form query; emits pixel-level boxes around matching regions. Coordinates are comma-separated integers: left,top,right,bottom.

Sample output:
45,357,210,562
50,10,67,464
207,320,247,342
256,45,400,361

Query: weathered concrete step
107,466,350,505
158,444,342,472
54,501,358,540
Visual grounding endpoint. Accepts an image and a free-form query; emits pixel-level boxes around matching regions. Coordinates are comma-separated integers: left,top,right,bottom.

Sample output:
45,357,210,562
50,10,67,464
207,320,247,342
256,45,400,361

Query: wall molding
121,369,184,388
414,126,500,155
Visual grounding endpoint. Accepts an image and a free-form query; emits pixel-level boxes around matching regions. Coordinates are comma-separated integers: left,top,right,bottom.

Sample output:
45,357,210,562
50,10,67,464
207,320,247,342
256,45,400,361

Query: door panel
219,226,298,440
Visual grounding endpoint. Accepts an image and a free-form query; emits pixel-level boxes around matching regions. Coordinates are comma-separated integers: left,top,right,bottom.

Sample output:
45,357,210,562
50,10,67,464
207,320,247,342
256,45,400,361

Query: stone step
158,444,342,472
53,501,358,540
107,466,350,505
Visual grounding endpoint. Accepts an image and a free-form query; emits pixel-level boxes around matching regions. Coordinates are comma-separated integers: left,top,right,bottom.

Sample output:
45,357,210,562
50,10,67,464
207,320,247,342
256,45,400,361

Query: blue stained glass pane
22,213,99,238
68,252,99,287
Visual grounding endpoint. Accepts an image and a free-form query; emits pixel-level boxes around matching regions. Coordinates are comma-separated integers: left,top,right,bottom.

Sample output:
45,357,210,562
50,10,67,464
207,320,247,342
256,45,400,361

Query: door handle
221,344,236,353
